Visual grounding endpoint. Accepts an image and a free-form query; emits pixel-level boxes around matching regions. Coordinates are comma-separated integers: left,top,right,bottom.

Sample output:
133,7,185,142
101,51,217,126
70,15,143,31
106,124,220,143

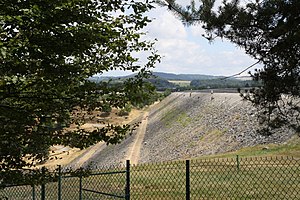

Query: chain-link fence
0,163,129,200
132,156,300,199
0,156,299,199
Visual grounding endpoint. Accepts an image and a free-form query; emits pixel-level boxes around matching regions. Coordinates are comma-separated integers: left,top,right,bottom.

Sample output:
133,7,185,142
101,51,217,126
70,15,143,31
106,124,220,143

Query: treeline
147,77,261,91
93,79,172,116
147,78,176,91
190,79,261,89
92,75,261,95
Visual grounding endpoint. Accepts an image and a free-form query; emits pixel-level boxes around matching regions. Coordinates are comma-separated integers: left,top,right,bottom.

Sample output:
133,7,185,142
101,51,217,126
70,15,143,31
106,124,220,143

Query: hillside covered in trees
190,78,261,90
95,72,261,91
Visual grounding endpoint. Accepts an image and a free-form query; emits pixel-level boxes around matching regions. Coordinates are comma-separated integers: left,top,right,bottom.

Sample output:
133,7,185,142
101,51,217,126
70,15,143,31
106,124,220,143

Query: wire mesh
0,156,299,199
0,184,33,200
131,161,186,200
130,157,299,199
82,168,127,199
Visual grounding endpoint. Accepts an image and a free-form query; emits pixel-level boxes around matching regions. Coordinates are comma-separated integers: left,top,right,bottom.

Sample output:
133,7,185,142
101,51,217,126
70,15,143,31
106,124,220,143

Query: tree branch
221,60,260,80
156,0,201,22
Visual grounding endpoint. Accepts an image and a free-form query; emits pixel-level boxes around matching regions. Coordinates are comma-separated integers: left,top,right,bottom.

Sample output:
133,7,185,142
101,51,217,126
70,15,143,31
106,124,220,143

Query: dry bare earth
65,108,147,168
42,108,145,168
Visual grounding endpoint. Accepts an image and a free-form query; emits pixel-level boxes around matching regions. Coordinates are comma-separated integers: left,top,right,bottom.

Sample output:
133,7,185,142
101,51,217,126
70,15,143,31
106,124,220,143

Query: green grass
162,110,191,128
168,80,191,87
0,169,126,200
195,135,300,160
198,128,226,142
2,136,299,199
176,113,191,127
131,158,300,199
1,156,299,199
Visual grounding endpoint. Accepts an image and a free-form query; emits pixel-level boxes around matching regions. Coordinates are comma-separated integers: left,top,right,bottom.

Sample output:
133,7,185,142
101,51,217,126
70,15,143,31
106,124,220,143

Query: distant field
168,80,191,87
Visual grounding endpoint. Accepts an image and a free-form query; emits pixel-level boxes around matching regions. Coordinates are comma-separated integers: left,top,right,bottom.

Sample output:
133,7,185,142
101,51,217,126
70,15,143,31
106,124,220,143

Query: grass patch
168,80,191,87
131,157,300,199
161,110,191,128
1,154,300,199
176,113,191,127
196,135,300,160
198,128,225,142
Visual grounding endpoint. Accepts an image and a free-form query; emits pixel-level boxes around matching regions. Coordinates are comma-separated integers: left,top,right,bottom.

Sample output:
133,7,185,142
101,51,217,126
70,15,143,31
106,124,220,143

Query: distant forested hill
190,79,261,89
90,72,260,91
151,72,222,81
91,72,223,82
147,78,176,90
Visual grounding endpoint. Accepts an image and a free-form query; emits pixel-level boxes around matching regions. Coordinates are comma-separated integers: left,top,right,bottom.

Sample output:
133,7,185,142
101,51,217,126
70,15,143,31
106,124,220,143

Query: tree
157,0,300,134
0,0,160,181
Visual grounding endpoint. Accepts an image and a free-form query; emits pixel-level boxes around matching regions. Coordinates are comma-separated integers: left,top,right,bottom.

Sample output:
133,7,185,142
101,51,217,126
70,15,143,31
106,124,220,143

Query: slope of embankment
64,92,297,168
139,92,296,163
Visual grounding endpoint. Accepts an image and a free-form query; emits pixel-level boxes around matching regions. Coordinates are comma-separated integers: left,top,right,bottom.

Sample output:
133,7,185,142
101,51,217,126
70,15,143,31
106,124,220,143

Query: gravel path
67,110,146,168
66,142,106,169
124,111,149,165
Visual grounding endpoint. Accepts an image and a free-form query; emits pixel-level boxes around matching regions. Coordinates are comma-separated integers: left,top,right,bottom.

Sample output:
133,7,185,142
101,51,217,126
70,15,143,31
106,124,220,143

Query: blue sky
103,0,259,77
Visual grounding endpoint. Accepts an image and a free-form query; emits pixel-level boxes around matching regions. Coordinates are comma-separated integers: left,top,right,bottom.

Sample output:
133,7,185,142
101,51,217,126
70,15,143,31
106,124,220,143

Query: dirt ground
40,108,145,168
124,111,149,165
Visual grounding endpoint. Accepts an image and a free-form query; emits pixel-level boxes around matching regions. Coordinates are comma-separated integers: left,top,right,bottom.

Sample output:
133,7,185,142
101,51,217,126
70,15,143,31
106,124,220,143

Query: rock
262,146,269,150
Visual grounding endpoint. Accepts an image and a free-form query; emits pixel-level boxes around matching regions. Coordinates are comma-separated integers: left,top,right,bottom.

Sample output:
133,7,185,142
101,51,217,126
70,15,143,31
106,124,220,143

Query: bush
118,104,132,116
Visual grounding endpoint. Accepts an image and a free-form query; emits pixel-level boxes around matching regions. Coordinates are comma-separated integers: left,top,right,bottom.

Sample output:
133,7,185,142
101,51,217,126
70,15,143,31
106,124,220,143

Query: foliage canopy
157,0,300,134
0,0,160,179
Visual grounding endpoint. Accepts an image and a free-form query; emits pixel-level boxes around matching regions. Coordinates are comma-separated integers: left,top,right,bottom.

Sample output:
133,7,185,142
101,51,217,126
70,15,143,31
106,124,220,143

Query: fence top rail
62,170,127,178
0,183,32,189
192,156,298,163
131,155,299,169
82,188,126,199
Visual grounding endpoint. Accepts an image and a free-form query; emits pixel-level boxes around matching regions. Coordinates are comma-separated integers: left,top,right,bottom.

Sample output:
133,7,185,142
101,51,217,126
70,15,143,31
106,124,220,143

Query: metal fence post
79,175,82,200
58,165,62,200
125,160,130,200
41,167,46,200
186,160,190,200
236,155,240,171
32,185,35,200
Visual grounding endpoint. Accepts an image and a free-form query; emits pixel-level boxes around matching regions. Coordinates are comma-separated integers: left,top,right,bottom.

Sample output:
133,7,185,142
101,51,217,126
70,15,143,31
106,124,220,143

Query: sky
103,0,259,77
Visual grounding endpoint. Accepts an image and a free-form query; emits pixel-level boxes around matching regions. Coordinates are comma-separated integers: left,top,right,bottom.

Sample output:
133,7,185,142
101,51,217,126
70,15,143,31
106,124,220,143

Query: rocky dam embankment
71,92,296,167
139,92,295,163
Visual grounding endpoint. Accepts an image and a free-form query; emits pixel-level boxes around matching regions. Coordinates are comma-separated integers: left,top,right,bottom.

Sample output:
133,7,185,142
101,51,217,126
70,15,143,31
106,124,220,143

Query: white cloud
153,38,212,73
143,5,259,76
104,2,260,77
190,25,206,38
146,7,187,39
